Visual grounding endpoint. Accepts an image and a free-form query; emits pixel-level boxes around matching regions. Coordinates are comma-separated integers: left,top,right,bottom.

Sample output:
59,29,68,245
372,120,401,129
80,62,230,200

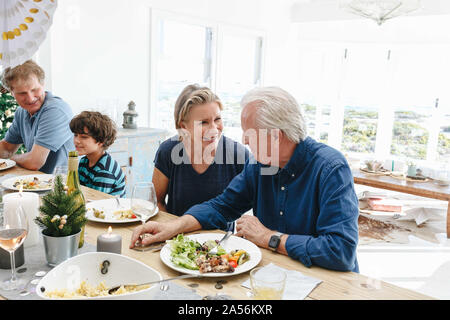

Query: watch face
269,235,280,249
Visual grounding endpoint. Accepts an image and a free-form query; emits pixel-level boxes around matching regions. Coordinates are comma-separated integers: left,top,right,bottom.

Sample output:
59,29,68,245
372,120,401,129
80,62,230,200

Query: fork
115,196,123,209
208,231,232,255
108,274,203,294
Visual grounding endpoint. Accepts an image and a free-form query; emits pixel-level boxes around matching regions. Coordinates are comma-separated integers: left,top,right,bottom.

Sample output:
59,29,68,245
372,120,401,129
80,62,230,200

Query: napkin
397,207,444,226
241,263,322,300
153,282,202,300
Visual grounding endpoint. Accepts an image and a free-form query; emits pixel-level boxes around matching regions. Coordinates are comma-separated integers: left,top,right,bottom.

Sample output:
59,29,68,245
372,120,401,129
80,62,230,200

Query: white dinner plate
160,233,262,277
86,198,158,224
1,174,54,191
0,158,16,171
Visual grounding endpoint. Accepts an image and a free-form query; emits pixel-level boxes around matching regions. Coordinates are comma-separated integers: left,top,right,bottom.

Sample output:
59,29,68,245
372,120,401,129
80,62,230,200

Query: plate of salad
160,233,262,277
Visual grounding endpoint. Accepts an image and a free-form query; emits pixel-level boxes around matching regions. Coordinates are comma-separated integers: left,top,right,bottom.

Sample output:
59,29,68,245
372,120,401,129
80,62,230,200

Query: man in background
0,60,74,174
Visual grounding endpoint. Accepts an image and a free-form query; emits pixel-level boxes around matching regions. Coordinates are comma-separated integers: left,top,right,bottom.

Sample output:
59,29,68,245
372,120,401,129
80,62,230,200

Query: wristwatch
268,232,283,251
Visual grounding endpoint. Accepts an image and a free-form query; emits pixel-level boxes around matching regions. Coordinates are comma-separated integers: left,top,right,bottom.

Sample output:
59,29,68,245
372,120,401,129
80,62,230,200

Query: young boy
69,111,126,197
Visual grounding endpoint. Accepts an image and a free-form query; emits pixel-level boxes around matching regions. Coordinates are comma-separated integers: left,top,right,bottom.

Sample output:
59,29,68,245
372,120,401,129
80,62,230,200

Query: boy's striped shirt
78,152,126,197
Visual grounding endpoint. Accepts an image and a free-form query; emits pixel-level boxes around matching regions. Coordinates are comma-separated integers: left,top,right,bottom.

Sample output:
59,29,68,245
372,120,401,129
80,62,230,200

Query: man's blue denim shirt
185,137,359,272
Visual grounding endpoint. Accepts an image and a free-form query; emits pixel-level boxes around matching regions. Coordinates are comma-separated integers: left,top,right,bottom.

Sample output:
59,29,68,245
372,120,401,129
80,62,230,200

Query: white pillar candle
97,226,122,254
3,192,40,248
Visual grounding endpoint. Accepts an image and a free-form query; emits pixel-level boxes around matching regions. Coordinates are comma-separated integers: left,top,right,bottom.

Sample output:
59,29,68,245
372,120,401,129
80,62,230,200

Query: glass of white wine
0,205,29,291
131,182,158,250
250,266,286,300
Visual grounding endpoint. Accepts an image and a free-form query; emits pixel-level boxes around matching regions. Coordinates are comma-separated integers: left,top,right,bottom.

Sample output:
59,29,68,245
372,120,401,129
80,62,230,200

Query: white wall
37,0,298,127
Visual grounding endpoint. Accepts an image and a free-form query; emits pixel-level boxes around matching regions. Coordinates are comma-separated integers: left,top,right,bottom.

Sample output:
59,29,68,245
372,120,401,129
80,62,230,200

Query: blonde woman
151,84,249,231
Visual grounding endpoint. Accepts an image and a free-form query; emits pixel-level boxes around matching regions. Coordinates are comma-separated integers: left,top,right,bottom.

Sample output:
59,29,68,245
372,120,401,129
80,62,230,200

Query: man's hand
129,221,178,248
0,140,19,159
235,215,273,249
129,214,202,249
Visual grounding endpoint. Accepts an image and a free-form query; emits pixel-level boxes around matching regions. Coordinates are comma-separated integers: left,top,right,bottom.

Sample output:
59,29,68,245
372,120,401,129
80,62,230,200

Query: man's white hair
240,86,307,143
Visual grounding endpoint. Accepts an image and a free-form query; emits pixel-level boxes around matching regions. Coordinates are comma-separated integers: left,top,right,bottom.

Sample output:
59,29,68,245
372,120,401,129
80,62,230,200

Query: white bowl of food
36,252,162,300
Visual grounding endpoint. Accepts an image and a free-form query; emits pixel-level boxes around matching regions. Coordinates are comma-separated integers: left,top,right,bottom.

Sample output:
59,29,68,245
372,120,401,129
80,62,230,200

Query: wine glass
131,182,158,250
0,205,29,290
53,165,68,187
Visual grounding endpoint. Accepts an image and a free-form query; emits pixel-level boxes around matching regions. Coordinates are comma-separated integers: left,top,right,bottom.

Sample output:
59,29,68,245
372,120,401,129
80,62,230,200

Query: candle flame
107,226,112,234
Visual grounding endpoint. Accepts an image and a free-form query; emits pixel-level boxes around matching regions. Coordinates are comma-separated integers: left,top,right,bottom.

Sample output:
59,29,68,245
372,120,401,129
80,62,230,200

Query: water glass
250,266,286,300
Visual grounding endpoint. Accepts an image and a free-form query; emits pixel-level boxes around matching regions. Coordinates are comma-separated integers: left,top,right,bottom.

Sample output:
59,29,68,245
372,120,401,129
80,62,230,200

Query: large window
297,44,341,145
150,10,264,140
339,46,388,155
152,18,213,134
216,28,263,142
390,106,432,160
342,105,378,154
438,110,450,163
297,43,450,168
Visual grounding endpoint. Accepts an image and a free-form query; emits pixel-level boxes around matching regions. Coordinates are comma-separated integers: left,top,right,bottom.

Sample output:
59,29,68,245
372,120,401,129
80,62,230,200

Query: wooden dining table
0,165,435,300
352,169,450,237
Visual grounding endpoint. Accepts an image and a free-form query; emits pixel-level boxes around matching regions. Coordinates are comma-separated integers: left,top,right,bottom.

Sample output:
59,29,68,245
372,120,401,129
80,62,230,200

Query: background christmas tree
0,82,25,154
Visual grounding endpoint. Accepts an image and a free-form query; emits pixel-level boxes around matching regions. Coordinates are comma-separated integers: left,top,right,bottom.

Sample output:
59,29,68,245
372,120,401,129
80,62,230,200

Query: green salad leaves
167,234,226,270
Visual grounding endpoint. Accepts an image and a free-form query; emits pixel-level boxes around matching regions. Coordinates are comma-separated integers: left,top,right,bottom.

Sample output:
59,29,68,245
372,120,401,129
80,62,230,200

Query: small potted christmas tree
34,175,87,266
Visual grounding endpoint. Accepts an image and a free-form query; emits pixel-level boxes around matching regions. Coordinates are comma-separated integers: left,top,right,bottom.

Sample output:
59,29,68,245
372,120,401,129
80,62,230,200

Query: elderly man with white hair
130,86,359,272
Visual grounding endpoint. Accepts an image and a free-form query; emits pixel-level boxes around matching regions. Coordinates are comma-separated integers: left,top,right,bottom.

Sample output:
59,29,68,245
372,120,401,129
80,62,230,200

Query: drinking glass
131,182,158,250
249,266,286,300
0,205,29,290
53,165,68,187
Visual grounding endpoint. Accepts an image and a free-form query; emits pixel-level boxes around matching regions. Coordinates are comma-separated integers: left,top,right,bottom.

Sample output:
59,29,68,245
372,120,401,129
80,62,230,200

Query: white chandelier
340,0,422,25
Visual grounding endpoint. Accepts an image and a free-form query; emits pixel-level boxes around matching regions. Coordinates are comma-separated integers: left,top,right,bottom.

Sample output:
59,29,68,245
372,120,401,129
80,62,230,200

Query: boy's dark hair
70,111,117,150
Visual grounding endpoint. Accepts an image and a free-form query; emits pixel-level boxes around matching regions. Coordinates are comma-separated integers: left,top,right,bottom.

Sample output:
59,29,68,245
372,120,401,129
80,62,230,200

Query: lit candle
97,226,122,254
3,190,40,248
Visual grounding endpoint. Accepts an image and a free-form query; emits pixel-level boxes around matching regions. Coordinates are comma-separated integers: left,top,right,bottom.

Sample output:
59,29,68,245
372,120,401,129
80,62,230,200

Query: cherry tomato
229,260,237,268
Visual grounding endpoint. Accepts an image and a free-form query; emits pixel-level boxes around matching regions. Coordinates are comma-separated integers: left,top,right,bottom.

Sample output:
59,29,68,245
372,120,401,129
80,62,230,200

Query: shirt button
280,211,283,216
281,186,285,191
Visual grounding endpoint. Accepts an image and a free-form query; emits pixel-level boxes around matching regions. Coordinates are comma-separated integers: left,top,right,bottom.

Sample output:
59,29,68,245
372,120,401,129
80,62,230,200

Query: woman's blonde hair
174,84,223,129
0,60,45,91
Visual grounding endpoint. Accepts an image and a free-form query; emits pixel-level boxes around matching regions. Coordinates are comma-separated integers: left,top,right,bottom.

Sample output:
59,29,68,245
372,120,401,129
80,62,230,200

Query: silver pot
42,230,81,267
